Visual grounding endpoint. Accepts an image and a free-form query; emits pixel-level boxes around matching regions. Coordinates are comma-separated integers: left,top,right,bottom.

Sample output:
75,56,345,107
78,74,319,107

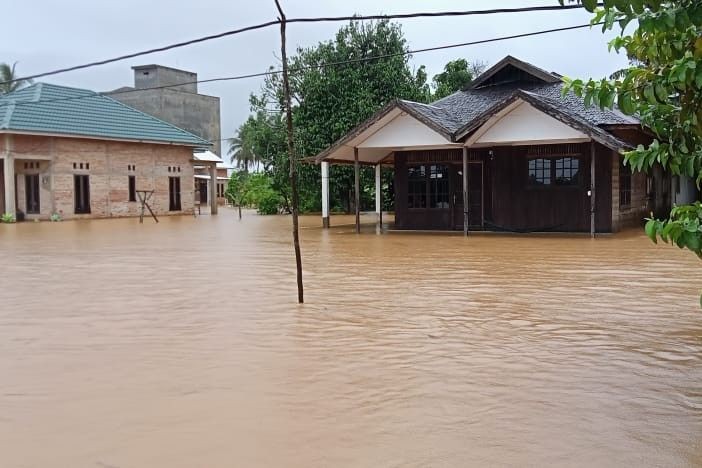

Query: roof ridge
100,93,210,145
32,83,43,102
399,99,442,109
0,101,14,129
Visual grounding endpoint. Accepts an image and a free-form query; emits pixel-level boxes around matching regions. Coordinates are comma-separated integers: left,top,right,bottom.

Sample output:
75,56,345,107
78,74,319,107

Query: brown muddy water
1,210,701,467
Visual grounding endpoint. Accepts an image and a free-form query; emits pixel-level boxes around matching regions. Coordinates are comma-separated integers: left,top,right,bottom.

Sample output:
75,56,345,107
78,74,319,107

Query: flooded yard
1,210,701,467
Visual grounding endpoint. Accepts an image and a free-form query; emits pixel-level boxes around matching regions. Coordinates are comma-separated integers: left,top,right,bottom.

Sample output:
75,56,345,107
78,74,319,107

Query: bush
227,171,282,215
1,213,15,223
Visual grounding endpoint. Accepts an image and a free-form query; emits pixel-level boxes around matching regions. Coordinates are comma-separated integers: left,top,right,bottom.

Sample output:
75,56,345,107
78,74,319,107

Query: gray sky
5,1,627,150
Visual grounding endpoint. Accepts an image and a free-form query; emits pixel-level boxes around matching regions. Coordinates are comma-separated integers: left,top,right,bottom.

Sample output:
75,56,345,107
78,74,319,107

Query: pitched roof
315,56,641,161
0,83,210,148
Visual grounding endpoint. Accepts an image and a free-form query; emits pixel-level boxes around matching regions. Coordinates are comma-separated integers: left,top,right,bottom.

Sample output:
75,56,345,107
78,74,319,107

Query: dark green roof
0,83,210,148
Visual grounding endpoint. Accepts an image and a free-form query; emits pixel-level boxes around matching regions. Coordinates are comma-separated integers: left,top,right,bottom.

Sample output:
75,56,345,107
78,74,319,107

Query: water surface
1,211,701,467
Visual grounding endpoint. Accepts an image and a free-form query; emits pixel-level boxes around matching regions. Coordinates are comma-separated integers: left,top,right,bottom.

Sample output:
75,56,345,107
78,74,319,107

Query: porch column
3,135,15,216
354,147,360,234
375,164,382,228
462,147,468,236
321,161,330,228
590,142,596,238
210,162,218,215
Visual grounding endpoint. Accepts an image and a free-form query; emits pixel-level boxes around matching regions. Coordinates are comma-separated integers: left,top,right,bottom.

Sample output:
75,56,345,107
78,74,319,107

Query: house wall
394,143,613,232
611,151,649,231
8,134,194,220
108,87,221,156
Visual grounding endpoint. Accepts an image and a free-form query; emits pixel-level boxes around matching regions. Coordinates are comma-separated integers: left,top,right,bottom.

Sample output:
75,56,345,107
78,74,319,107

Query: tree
248,19,431,214
227,121,260,172
432,59,487,100
0,62,33,94
560,1,702,263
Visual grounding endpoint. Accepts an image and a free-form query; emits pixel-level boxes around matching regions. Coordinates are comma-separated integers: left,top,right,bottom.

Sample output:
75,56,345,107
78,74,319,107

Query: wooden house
314,56,691,234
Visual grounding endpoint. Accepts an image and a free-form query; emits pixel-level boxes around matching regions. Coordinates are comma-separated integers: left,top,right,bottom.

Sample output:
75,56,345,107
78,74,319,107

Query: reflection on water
1,210,701,467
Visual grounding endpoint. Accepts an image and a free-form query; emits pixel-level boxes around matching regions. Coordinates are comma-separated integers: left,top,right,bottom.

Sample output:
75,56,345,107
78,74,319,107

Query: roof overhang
313,100,459,165
0,129,208,149
456,91,632,152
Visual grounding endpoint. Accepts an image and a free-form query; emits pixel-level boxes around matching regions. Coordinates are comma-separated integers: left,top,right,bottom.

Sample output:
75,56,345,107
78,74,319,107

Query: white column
210,163,218,215
375,164,382,226
321,161,330,228
3,135,15,217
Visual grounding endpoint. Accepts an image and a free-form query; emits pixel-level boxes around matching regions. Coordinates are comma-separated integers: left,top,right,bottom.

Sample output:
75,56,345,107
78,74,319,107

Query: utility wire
1,4,597,86
8,22,601,108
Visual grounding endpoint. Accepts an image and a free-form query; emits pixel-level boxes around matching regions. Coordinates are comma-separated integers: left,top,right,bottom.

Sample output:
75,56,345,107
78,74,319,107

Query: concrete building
0,83,213,220
108,65,222,156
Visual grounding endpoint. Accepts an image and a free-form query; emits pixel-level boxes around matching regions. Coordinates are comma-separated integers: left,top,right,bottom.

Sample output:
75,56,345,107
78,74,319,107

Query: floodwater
1,210,701,468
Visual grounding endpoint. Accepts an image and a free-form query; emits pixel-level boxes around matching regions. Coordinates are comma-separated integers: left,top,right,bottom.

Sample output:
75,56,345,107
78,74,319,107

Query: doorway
169,177,181,211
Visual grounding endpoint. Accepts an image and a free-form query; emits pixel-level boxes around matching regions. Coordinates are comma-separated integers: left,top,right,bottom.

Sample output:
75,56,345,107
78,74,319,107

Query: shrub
50,213,62,222
1,213,15,223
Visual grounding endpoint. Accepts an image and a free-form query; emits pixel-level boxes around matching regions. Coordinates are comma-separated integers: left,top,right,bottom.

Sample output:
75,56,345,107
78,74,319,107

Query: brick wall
10,134,195,220
611,150,649,231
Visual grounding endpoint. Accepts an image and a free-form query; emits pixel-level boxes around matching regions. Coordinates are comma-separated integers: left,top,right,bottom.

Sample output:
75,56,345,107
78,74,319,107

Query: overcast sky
5,1,627,151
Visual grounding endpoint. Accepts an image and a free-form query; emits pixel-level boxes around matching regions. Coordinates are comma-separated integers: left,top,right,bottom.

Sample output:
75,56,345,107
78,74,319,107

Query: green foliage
227,171,281,215
228,122,260,171
645,202,702,257
1,213,15,223
432,59,487,100
50,213,62,222
0,62,33,94
241,19,431,214
561,0,702,264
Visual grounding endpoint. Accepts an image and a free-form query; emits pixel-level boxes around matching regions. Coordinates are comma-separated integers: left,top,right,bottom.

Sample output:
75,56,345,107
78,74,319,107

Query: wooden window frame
407,164,427,209
429,164,450,209
169,176,182,211
527,155,583,189
619,159,632,208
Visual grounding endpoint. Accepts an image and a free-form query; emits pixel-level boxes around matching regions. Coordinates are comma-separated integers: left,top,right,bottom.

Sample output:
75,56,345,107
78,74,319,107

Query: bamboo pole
275,0,304,303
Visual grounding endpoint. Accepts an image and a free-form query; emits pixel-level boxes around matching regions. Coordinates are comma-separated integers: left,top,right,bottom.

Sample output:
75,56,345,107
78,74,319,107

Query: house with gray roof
0,82,214,220
315,56,685,234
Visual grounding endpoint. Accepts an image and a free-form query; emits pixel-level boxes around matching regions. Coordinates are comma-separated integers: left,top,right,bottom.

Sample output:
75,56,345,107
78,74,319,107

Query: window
407,165,427,208
74,175,91,214
528,158,552,185
25,174,40,214
620,159,632,207
128,175,136,202
429,165,450,208
554,157,580,185
169,176,181,211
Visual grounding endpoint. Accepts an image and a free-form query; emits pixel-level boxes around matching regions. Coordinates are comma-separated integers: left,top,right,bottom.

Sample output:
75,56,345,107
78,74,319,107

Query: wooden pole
590,142,596,238
354,147,360,234
375,163,382,229
462,147,469,236
321,161,330,228
275,0,304,303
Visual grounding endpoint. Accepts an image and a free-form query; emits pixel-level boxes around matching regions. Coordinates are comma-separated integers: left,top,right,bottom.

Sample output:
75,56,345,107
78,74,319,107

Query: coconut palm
228,124,259,172
0,62,33,95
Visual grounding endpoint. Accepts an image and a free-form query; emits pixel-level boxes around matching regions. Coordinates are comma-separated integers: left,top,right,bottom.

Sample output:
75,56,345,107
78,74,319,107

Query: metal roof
0,83,211,148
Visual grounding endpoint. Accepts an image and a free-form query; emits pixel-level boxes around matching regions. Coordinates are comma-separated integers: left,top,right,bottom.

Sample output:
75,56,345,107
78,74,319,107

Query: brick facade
3,134,195,220
610,150,649,232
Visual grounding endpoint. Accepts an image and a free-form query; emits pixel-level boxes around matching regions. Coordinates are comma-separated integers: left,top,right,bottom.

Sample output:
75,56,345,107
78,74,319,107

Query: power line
9,22,601,109
2,4,596,85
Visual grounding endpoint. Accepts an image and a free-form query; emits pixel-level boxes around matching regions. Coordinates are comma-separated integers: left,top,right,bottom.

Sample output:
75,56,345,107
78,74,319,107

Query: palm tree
228,124,259,172
0,62,34,95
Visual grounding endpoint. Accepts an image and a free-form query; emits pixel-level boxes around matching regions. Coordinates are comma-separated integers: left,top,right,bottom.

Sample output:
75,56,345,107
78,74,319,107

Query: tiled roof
0,83,210,148
429,82,638,136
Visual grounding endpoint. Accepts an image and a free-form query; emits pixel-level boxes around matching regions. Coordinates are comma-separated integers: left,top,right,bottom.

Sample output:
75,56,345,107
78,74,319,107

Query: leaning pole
275,0,304,303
